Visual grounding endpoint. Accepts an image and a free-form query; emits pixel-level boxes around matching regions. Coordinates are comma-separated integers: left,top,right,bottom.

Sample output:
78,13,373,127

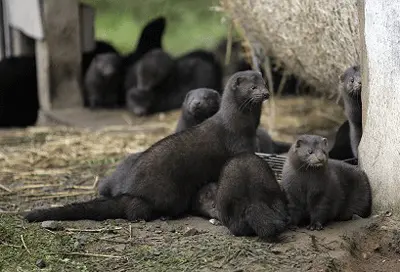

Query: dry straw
220,0,360,95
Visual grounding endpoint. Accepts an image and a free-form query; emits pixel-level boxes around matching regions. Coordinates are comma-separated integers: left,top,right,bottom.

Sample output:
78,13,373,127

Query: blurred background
81,0,226,55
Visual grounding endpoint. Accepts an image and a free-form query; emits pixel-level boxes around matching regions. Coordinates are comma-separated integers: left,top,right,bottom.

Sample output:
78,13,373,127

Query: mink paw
307,222,324,231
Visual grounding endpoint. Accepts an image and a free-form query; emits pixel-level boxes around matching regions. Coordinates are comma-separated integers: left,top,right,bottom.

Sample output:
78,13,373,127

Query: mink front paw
307,222,324,231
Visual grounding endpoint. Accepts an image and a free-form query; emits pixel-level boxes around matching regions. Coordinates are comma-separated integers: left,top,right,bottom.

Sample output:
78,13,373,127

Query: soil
1,96,399,272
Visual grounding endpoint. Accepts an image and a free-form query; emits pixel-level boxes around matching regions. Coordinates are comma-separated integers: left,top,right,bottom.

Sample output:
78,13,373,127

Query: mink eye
308,149,313,154
251,86,257,90
350,77,354,83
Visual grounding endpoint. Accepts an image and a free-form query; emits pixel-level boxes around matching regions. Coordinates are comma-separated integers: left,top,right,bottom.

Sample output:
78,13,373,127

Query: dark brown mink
339,65,362,158
98,152,220,220
125,49,175,116
123,16,167,90
175,88,290,154
126,49,223,116
84,52,124,109
281,134,372,231
191,182,219,220
24,70,270,223
175,88,221,133
217,153,289,241
328,120,356,162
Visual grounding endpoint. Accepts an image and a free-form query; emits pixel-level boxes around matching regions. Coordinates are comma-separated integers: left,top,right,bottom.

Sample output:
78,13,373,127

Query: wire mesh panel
255,152,286,182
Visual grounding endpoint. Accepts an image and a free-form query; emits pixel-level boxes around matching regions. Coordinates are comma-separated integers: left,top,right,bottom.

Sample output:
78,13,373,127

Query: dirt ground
1,96,400,272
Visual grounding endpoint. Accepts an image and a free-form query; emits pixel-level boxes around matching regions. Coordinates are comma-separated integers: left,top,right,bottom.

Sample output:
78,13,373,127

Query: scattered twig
0,183,12,193
1,241,22,248
92,176,99,189
64,252,123,259
277,70,290,97
0,210,19,215
14,184,57,191
316,111,343,124
225,19,233,66
43,228,56,235
26,191,95,201
64,227,122,233
129,224,132,240
121,114,133,126
67,185,95,190
20,235,31,255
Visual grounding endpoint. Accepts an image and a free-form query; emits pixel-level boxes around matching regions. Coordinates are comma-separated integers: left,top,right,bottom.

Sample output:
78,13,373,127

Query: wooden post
11,28,35,56
36,0,83,111
358,0,400,211
0,0,4,60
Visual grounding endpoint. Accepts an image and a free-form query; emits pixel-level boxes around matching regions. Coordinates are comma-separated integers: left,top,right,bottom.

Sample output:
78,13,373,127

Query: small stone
271,247,283,254
41,221,63,231
73,241,85,251
209,219,221,226
153,251,161,256
155,230,162,234
373,244,382,252
351,214,362,220
183,227,200,237
35,259,46,269
362,253,369,259
113,244,126,252
169,228,176,233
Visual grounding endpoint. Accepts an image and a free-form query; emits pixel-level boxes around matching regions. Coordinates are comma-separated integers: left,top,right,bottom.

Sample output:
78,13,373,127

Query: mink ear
251,73,260,81
295,139,302,148
339,73,345,82
322,137,328,147
234,76,244,88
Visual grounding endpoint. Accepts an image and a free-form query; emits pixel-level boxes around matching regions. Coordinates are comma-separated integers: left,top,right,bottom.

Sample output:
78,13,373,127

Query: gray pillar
358,0,400,211
36,0,83,111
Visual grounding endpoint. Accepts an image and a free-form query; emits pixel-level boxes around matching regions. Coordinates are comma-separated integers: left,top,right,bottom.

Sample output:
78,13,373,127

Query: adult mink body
24,70,270,223
281,135,372,230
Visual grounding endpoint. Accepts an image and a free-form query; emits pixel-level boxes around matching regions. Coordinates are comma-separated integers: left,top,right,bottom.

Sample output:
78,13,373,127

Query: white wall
359,0,400,211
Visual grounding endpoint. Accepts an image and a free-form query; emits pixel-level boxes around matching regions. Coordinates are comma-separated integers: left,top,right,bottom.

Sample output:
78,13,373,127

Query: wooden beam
36,0,83,111
11,28,35,56
0,0,4,60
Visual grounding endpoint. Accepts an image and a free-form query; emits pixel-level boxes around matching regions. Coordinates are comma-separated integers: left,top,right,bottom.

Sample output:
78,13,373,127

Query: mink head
340,65,361,97
291,135,329,168
183,88,221,122
224,70,270,110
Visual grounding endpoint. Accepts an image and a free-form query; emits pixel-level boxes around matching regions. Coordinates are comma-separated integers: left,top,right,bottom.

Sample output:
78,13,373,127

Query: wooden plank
36,0,83,111
0,0,4,60
11,28,35,56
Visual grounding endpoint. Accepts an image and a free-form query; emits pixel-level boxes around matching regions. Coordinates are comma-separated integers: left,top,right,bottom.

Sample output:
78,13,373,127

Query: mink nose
262,92,270,100
316,152,326,163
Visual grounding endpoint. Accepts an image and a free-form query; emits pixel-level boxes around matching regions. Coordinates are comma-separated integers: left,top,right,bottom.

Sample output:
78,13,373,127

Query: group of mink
4,13,371,241
24,62,371,242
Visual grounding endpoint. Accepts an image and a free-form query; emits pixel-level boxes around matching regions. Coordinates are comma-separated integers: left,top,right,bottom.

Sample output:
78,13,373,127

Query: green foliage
81,0,227,55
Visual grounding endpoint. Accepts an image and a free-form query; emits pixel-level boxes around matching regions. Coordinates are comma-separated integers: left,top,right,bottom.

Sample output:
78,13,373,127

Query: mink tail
245,201,289,241
272,141,292,154
24,195,155,223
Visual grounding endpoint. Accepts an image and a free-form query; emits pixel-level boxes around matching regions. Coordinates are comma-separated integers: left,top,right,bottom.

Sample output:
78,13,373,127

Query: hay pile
220,0,360,95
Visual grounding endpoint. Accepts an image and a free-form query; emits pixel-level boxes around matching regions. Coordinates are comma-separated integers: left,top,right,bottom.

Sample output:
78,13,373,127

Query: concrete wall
358,0,400,211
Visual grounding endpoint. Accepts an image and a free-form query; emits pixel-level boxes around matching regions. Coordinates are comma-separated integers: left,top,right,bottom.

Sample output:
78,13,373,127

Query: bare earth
1,97,400,272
